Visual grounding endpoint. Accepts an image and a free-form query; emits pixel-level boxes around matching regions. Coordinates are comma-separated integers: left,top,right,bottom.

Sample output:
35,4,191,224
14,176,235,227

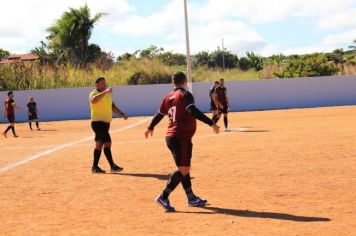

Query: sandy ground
0,106,355,236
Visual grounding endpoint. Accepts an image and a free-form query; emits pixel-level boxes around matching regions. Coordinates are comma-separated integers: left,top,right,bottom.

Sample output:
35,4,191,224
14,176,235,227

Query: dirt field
0,106,355,236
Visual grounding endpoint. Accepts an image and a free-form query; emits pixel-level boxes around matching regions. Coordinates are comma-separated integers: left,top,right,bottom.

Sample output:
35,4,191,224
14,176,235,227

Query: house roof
7,54,39,60
0,53,39,64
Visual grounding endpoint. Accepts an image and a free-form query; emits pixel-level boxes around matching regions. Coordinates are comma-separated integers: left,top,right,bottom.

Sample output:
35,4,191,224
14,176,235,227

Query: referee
89,77,128,173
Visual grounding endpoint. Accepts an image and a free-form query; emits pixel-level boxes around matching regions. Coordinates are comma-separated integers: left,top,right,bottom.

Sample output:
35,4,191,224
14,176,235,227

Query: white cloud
0,0,134,53
317,8,356,30
196,0,355,24
322,29,356,46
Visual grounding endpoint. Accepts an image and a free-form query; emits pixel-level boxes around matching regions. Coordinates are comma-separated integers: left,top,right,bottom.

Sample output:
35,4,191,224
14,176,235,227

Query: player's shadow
180,206,330,222
116,173,194,181
117,173,170,180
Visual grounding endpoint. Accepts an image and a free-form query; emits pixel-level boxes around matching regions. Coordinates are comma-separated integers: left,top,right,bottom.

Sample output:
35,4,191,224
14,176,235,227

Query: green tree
246,51,263,71
46,4,105,66
269,54,286,65
210,48,238,69
0,48,10,59
136,45,164,59
274,55,339,78
193,51,211,67
157,51,186,66
238,57,251,71
325,49,344,63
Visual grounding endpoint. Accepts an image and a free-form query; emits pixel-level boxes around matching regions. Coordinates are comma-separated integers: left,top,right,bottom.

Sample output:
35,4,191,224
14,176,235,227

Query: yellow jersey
89,89,113,123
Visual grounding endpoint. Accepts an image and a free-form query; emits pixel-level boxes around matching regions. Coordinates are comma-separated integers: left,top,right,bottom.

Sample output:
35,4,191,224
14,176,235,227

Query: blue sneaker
155,195,175,212
187,196,208,207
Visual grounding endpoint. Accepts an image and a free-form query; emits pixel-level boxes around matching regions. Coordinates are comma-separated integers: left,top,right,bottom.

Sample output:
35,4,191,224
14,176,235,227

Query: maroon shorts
7,115,15,123
166,137,193,167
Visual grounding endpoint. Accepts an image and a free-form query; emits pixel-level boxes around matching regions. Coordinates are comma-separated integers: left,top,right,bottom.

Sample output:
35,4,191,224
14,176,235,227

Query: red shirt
215,86,227,104
4,99,15,117
159,88,197,139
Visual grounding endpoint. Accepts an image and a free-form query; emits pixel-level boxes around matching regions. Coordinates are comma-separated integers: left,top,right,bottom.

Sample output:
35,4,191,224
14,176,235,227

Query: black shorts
28,113,38,120
210,100,217,111
91,121,111,143
7,115,15,123
166,137,193,167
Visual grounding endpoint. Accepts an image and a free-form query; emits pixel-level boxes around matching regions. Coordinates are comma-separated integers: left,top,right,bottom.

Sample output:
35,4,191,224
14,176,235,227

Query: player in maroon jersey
213,78,230,131
2,91,23,138
145,71,220,212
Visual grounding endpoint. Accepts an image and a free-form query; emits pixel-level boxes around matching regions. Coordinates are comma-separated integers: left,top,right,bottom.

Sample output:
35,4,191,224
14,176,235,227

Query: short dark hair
95,77,106,84
214,81,220,85
172,71,187,85
219,78,224,81
7,91,13,96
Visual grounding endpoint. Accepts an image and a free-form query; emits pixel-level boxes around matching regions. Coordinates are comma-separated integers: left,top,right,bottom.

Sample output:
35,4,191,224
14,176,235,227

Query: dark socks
103,147,115,167
93,149,101,167
11,126,16,135
181,173,195,200
224,116,228,129
162,171,183,199
36,122,39,128
5,125,11,134
29,122,32,129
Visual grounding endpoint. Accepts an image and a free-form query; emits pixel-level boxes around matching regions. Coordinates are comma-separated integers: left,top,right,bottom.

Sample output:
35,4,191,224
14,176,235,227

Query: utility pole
184,0,193,93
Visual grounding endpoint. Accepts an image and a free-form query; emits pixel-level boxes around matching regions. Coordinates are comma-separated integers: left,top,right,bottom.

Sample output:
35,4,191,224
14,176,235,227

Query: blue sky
1,0,355,56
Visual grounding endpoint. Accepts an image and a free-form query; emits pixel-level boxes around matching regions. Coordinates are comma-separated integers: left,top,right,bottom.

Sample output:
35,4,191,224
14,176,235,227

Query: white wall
1,75,356,123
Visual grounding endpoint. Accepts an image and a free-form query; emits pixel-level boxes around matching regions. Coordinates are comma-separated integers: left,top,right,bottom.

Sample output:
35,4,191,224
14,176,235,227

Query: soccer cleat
92,166,106,174
155,195,175,212
13,135,19,138
37,128,41,131
187,196,208,207
224,128,231,132
111,164,124,173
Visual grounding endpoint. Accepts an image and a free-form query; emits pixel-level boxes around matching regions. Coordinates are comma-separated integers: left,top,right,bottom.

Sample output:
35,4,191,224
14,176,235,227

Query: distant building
0,53,39,64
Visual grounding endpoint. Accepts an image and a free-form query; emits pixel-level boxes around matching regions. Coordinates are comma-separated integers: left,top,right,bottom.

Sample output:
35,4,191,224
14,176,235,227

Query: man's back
159,88,197,139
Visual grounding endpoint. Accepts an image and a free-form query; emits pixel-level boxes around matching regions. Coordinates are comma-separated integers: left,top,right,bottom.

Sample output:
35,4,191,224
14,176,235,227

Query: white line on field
0,118,152,174
0,129,239,150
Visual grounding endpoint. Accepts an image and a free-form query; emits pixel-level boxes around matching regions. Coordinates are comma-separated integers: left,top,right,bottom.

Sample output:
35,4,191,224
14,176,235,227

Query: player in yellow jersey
89,77,128,173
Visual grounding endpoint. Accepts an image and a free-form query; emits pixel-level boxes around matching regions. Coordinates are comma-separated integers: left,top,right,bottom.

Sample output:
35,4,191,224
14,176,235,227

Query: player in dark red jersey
145,71,220,212
209,81,220,117
2,91,23,138
213,78,230,132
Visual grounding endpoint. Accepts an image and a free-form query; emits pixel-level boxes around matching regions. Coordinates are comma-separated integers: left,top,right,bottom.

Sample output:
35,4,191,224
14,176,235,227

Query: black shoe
92,166,106,174
111,164,123,173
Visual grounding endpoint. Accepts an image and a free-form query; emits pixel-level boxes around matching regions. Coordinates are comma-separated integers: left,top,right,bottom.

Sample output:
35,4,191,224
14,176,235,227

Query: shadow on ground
178,206,330,222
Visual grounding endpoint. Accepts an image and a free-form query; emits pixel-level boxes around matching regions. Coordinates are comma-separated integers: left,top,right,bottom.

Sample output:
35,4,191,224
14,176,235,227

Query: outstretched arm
187,105,214,126
187,105,220,134
145,113,165,138
112,103,128,120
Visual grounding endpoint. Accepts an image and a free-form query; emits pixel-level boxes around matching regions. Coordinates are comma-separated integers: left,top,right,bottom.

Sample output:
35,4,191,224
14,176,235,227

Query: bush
274,55,339,78
238,57,251,71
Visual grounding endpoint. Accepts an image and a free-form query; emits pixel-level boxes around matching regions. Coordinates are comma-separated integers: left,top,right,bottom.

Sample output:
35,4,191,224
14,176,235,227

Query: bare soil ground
0,106,355,235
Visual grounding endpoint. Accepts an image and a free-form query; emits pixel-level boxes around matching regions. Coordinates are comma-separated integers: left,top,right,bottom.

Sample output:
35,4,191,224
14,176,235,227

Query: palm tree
47,4,105,66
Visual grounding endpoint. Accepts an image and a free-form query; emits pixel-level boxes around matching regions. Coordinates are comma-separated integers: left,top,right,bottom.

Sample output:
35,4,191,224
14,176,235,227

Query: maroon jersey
4,99,15,117
159,88,197,139
215,86,227,104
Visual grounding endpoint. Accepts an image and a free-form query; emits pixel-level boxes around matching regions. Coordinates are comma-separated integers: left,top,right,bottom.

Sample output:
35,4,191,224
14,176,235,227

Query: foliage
0,48,10,59
238,57,251,71
274,55,339,78
46,4,105,66
246,51,264,71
